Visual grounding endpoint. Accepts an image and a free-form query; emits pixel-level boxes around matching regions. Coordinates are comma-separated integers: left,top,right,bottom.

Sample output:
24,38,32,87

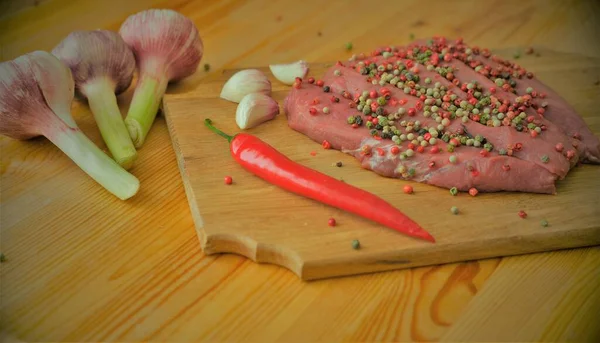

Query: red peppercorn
555,143,564,152
309,107,317,115
539,92,547,98
502,164,511,171
537,108,545,115
530,130,538,138
468,188,478,197
417,145,425,153
316,80,324,87
424,133,432,141
369,90,377,98
428,161,436,168
307,77,315,84
328,218,336,227
450,138,460,146
372,117,379,125
295,77,302,83
391,146,400,155
527,116,535,123
293,82,301,89
399,99,408,105
480,150,489,157
377,148,385,156
380,87,390,95
322,140,331,149
514,143,523,151
224,176,233,185
430,146,440,154
408,108,416,116
407,143,415,150
490,87,496,93
566,150,576,160
403,185,414,194
351,123,359,129
312,98,320,105
518,210,528,219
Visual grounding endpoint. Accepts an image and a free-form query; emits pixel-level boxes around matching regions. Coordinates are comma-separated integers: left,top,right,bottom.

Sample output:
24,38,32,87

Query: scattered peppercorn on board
163,48,600,280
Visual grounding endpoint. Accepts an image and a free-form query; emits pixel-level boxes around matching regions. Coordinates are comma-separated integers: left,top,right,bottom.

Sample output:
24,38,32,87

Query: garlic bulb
220,69,271,103
269,60,309,85
235,93,279,129
120,9,203,148
52,30,138,169
0,51,139,200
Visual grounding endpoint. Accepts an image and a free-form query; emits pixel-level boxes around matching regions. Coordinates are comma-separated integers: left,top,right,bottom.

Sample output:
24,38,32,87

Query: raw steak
284,37,600,194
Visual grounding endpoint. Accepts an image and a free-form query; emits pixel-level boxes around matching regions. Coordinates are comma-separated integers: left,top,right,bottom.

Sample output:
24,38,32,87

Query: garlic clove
235,93,279,130
27,51,77,128
269,60,309,85
220,69,271,103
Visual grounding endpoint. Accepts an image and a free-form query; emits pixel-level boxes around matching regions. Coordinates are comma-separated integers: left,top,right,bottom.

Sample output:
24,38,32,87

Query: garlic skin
52,30,138,169
119,9,203,148
0,51,139,200
269,60,309,85
220,69,271,103
235,93,279,130
52,30,135,96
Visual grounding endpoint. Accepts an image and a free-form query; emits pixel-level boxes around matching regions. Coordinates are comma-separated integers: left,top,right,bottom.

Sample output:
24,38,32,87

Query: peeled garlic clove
269,60,309,85
220,69,271,103
235,93,279,130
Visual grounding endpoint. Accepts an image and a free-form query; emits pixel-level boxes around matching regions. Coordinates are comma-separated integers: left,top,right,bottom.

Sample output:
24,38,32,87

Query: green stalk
83,78,138,169
204,118,234,142
124,72,169,148
46,119,140,200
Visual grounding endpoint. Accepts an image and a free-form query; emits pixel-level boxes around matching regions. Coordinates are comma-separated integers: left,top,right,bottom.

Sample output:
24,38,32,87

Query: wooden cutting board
163,48,600,281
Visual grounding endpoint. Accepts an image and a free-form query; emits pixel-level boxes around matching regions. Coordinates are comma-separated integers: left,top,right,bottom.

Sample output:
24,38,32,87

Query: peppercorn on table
1,0,599,342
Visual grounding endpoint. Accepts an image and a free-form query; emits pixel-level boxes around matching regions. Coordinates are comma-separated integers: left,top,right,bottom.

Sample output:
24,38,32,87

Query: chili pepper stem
204,118,234,142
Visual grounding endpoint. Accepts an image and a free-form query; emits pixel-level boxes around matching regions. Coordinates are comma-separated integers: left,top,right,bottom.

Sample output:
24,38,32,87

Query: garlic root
269,60,309,85
235,93,279,130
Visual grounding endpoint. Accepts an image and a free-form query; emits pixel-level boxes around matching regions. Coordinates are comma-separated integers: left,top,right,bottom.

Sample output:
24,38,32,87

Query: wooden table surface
1,0,599,341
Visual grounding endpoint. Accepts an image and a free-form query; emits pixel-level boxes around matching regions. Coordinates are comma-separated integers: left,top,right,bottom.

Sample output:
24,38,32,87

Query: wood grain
1,0,599,341
164,53,600,280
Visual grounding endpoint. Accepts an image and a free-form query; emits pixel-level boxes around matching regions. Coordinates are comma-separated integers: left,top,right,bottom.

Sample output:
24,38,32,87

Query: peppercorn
224,176,233,185
351,239,361,250
540,219,549,227
518,210,528,219
328,218,337,226
323,86,331,92
541,155,549,163
450,187,458,196
203,63,211,72
336,161,343,167
450,206,459,215
345,42,353,50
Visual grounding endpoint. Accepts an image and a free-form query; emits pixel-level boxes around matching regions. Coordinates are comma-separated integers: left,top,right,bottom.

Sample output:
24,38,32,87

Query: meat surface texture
284,37,600,194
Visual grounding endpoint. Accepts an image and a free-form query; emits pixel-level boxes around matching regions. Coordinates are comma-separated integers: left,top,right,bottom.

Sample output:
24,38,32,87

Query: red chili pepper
205,119,435,242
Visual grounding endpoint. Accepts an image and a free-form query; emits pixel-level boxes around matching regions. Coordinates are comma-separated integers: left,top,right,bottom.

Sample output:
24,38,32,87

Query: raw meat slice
283,38,599,194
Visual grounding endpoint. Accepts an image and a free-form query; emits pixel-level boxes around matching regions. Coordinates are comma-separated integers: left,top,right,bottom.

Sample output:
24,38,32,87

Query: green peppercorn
540,219,549,227
377,97,386,106
351,239,361,250
484,143,493,152
203,63,211,72
541,155,550,163
347,116,356,124
450,187,458,196
447,144,455,152
499,148,507,155
449,155,457,163
451,206,459,215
